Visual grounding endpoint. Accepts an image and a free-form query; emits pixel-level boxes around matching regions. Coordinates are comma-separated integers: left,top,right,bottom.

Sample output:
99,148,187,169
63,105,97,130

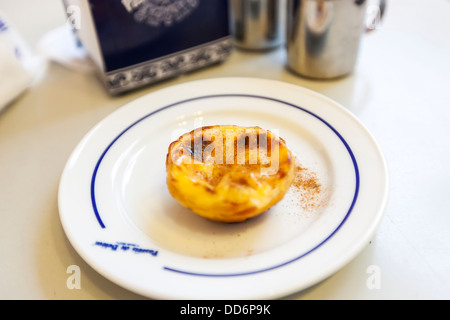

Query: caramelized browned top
167,126,293,187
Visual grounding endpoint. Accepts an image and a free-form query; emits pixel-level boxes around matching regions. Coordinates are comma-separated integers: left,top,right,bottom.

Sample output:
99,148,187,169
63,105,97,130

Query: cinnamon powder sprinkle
289,159,324,212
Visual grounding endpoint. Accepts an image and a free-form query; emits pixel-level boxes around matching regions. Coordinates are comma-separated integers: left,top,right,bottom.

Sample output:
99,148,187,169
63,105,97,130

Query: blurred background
1,0,450,300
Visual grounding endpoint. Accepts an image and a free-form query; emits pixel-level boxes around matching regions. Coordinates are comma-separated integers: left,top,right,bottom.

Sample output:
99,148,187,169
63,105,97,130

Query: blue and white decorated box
64,0,232,95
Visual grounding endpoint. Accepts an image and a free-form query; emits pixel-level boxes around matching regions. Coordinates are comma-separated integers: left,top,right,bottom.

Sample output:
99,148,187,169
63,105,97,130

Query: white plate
58,78,388,300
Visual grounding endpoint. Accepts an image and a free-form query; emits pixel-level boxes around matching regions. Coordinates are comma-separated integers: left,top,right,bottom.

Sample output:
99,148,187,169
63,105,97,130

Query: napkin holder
63,0,232,95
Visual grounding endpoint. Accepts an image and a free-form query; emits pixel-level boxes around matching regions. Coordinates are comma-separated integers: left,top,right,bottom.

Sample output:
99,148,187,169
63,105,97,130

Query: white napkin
0,12,43,113
36,23,96,74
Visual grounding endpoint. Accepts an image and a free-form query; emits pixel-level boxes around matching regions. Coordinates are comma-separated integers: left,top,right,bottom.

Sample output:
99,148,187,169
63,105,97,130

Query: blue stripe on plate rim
90,94,360,277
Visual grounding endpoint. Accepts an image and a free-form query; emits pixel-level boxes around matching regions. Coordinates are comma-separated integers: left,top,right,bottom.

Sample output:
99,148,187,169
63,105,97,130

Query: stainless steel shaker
286,0,382,79
229,0,286,50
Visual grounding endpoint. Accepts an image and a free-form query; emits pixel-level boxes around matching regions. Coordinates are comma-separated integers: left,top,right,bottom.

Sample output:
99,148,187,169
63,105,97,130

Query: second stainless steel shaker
229,0,286,50
286,0,374,79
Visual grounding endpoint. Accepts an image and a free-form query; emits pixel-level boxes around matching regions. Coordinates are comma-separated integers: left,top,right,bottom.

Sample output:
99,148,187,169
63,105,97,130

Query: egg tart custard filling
166,125,295,223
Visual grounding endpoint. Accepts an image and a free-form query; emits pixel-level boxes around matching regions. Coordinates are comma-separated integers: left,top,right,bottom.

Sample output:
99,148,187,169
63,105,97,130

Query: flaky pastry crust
166,125,294,222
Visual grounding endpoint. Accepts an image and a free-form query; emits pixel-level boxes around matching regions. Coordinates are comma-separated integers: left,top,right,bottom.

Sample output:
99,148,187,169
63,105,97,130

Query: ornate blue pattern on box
77,0,232,94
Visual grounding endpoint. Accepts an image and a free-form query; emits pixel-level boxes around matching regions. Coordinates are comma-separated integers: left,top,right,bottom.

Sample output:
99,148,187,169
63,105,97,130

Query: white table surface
1,0,449,300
